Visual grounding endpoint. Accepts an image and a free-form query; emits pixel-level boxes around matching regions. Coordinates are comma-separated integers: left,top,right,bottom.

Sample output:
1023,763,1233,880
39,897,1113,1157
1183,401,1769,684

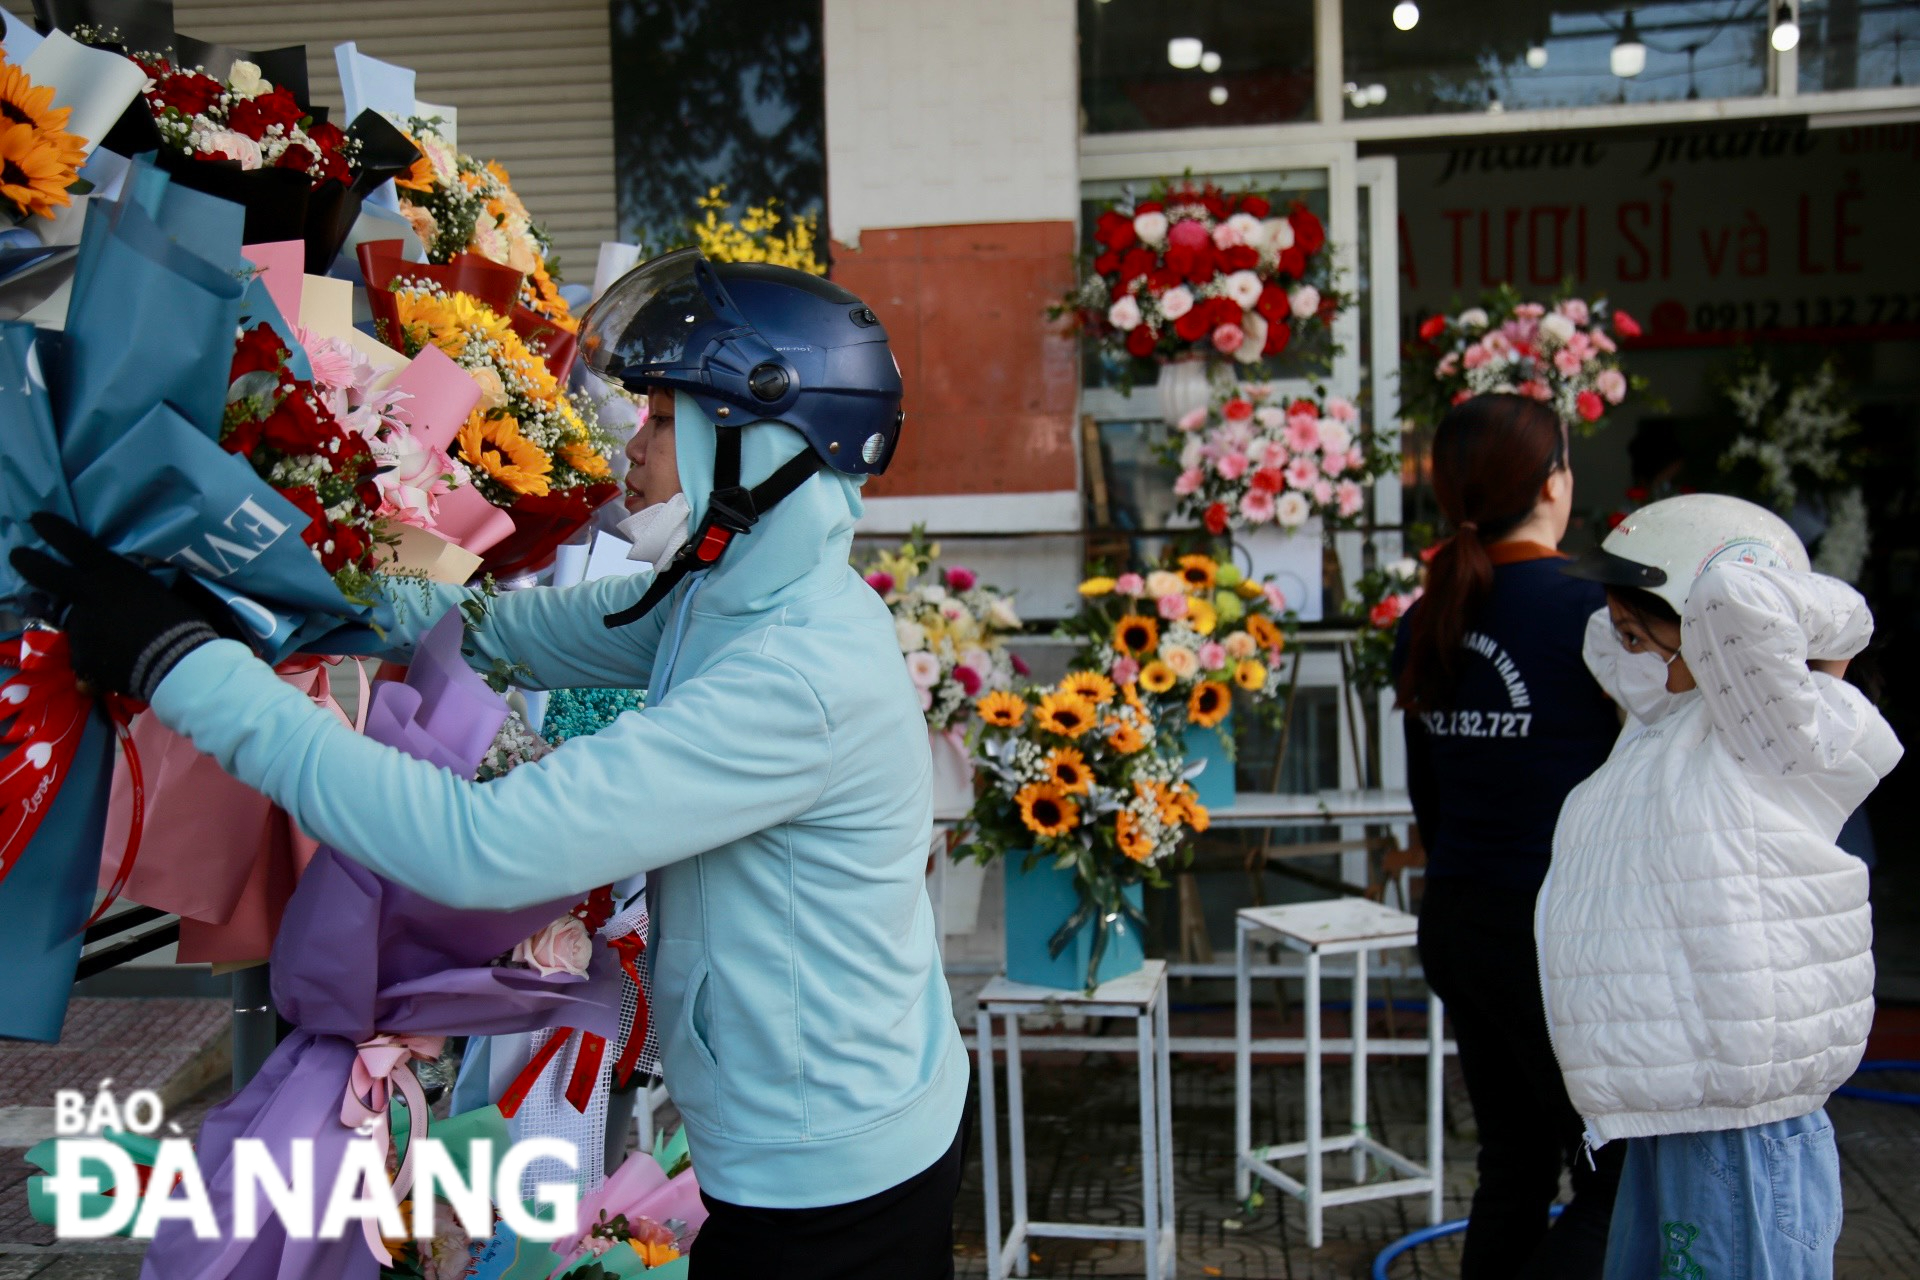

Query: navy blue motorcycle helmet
579,249,906,627
579,247,904,474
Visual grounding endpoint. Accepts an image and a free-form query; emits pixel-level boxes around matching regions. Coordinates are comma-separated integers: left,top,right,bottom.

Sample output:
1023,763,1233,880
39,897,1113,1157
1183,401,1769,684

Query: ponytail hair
1397,395,1567,712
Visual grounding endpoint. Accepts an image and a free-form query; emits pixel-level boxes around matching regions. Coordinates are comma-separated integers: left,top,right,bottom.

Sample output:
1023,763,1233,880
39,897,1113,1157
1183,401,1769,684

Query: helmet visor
580,248,725,387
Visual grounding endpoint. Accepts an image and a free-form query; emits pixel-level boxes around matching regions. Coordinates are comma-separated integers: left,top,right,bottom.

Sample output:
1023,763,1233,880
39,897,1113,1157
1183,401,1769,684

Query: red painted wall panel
831,221,1080,499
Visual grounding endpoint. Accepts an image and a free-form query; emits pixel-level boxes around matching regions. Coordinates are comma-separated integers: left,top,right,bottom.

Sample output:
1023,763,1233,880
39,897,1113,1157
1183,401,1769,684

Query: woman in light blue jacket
14,254,968,1279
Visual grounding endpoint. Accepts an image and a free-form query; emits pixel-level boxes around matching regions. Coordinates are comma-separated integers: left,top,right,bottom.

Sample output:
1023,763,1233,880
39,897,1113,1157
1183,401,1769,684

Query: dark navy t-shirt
1392,546,1620,890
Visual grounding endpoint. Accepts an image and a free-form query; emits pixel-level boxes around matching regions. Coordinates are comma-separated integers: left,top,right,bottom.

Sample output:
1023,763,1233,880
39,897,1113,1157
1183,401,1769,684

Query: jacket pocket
1765,1113,1841,1251
667,960,723,1133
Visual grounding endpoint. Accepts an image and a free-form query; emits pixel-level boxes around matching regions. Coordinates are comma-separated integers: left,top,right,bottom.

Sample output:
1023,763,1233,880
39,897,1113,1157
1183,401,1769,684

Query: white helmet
1565,493,1808,614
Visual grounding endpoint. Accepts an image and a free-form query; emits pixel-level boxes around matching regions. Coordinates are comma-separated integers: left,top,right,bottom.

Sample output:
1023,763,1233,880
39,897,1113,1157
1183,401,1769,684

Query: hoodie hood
673,391,864,616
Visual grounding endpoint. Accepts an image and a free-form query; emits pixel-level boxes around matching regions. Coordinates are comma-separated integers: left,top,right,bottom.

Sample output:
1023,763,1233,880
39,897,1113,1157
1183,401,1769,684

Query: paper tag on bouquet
379,525,484,585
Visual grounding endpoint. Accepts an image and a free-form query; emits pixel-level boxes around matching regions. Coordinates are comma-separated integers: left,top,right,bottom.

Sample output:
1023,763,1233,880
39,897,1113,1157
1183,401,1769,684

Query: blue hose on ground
1833,1059,1920,1106
1371,1205,1562,1280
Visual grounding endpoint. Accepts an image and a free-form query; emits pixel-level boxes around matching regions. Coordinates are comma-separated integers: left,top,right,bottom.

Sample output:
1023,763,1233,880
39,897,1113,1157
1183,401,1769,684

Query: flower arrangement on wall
861,529,1024,734
1402,287,1643,434
1718,358,1868,583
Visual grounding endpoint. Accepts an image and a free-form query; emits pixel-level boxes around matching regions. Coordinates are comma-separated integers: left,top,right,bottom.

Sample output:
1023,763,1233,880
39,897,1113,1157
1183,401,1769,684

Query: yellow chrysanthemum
1177,554,1217,591
1059,671,1117,706
1115,810,1152,863
1186,596,1218,636
1078,576,1117,596
1044,747,1092,795
1236,578,1265,600
1139,661,1176,694
1113,614,1159,657
0,120,79,220
1034,692,1098,739
1234,659,1268,691
457,411,552,497
1016,782,1079,838
558,439,610,477
1105,717,1147,754
977,691,1026,728
1247,614,1286,653
1188,681,1231,728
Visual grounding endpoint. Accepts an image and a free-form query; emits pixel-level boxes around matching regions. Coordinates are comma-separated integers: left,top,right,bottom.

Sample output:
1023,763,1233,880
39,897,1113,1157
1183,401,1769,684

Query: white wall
822,0,1080,246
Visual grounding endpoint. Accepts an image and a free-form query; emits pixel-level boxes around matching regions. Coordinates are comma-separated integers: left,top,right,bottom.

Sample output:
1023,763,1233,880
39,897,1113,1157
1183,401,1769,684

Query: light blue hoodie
148,395,965,1208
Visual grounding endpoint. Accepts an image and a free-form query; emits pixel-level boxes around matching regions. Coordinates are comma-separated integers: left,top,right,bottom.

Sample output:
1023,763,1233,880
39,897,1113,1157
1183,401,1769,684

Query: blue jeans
1602,1110,1842,1280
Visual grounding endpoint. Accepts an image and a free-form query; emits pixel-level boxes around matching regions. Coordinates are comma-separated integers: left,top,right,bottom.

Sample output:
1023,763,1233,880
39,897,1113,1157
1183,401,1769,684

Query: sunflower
457,411,552,497
1188,680,1231,728
1016,782,1079,838
977,691,1026,728
1034,691,1097,739
0,120,80,220
1234,659,1269,691
558,439,610,477
1078,576,1116,596
1139,661,1176,694
1122,681,1149,716
1177,554,1217,591
1112,614,1159,657
1247,614,1286,652
1105,718,1147,754
1044,747,1092,795
1186,596,1218,636
1059,671,1117,706
1115,810,1153,863
0,58,72,133
393,149,438,192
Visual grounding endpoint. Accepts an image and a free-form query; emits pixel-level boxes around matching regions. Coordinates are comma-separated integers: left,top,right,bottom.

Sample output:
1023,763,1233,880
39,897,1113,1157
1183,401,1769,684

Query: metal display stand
976,961,1175,1280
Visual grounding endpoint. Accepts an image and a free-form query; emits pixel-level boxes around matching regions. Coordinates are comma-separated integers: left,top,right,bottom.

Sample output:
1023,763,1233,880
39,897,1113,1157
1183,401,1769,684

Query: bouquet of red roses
136,55,353,184
1064,179,1339,369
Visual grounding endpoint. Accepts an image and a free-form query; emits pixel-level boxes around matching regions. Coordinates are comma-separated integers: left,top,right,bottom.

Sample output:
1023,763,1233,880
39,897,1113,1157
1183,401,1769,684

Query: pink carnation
1168,218,1211,250
1211,323,1246,355
1347,445,1365,471
1198,641,1228,670
1553,347,1583,376
1285,414,1320,452
1111,656,1141,685
1326,396,1358,423
1214,452,1249,481
1286,457,1320,490
1174,467,1205,496
1158,594,1189,620
1263,583,1288,612
1115,573,1145,596
1320,449,1347,477
1517,380,1552,401
1558,299,1590,325
1336,479,1365,518
1514,302,1546,320
1312,478,1334,506
1592,329,1617,353
1239,489,1276,523
954,664,983,696
1177,406,1209,432
1597,368,1627,405
1462,343,1490,370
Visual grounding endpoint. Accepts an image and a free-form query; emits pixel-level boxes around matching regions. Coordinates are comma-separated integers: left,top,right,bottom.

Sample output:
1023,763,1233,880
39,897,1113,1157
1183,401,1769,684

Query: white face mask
1614,645,1685,725
615,492,691,568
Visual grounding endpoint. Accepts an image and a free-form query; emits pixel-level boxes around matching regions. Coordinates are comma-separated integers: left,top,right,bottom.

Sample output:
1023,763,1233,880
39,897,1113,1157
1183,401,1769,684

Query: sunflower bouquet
1058,552,1294,743
394,116,575,333
0,49,87,223
860,528,1024,733
958,672,1209,989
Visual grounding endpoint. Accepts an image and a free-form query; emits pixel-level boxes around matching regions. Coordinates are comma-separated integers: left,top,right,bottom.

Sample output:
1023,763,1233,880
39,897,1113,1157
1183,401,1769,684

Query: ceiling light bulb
1392,2,1420,31
1770,4,1800,52
1168,37,1203,69
1367,82,1388,105
1201,50,1222,73
1525,43,1549,69
1611,13,1647,78
1209,84,1229,105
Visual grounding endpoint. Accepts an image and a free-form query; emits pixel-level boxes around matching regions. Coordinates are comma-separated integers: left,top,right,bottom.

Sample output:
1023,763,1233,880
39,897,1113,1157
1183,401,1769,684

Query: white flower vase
928,728,985,934
1238,518,1326,622
1156,355,1214,428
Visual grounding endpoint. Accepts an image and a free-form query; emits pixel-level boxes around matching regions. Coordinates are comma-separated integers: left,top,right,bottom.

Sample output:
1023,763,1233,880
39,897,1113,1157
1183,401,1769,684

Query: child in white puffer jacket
1549,494,1903,1280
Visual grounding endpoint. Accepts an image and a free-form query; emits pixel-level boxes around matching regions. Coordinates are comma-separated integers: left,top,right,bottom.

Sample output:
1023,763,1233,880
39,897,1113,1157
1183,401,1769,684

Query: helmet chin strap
602,424,823,629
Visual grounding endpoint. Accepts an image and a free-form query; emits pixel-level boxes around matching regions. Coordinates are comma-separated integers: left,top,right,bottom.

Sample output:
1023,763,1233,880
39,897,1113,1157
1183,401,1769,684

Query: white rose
905,651,942,689
1133,211,1169,246
958,647,992,677
1289,286,1321,319
895,618,928,653
1275,491,1311,528
1458,307,1489,331
226,60,268,99
1224,270,1264,310
1539,312,1576,343
1107,294,1142,331
1391,557,1420,579
1317,420,1351,455
988,598,1022,630
1158,285,1195,320
1235,312,1268,364
1246,438,1270,465
1255,406,1285,429
1226,212,1263,244
1262,218,1295,251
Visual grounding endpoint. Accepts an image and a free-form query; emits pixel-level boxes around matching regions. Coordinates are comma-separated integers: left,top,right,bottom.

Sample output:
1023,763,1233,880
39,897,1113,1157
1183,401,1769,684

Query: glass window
609,0,825,255
1799,1,1919,92
1078,0,1316,134
1343,2,1772,118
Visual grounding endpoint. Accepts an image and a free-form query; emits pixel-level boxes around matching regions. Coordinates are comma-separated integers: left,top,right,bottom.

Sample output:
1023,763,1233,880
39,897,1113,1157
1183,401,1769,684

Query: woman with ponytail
1390,395,1623,1279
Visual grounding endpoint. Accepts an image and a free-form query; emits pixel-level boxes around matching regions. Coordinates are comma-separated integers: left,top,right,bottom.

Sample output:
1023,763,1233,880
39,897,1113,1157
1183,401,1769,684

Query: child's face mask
1615,643,1685,724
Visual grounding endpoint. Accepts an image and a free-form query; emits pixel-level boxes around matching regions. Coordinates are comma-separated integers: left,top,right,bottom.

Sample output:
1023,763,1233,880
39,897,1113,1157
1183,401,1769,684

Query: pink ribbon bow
339,1032,445,1264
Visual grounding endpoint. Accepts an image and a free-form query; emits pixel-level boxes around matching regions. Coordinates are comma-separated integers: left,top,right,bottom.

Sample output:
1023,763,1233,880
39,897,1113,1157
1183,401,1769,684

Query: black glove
9,513,224,702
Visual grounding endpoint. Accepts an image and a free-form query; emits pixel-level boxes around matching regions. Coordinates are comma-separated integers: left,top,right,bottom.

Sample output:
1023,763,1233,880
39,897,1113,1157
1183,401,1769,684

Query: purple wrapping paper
141,613,618,1280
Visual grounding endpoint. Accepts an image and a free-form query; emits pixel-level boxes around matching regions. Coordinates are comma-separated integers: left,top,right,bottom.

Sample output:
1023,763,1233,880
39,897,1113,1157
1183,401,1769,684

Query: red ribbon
608,932,650,1088
496,1027,605,1119
0,631,146,928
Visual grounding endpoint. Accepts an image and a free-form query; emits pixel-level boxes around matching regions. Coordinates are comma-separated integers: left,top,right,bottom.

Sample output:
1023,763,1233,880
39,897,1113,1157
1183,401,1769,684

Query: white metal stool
1234,900,1444,1248
976,959,1175,1280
